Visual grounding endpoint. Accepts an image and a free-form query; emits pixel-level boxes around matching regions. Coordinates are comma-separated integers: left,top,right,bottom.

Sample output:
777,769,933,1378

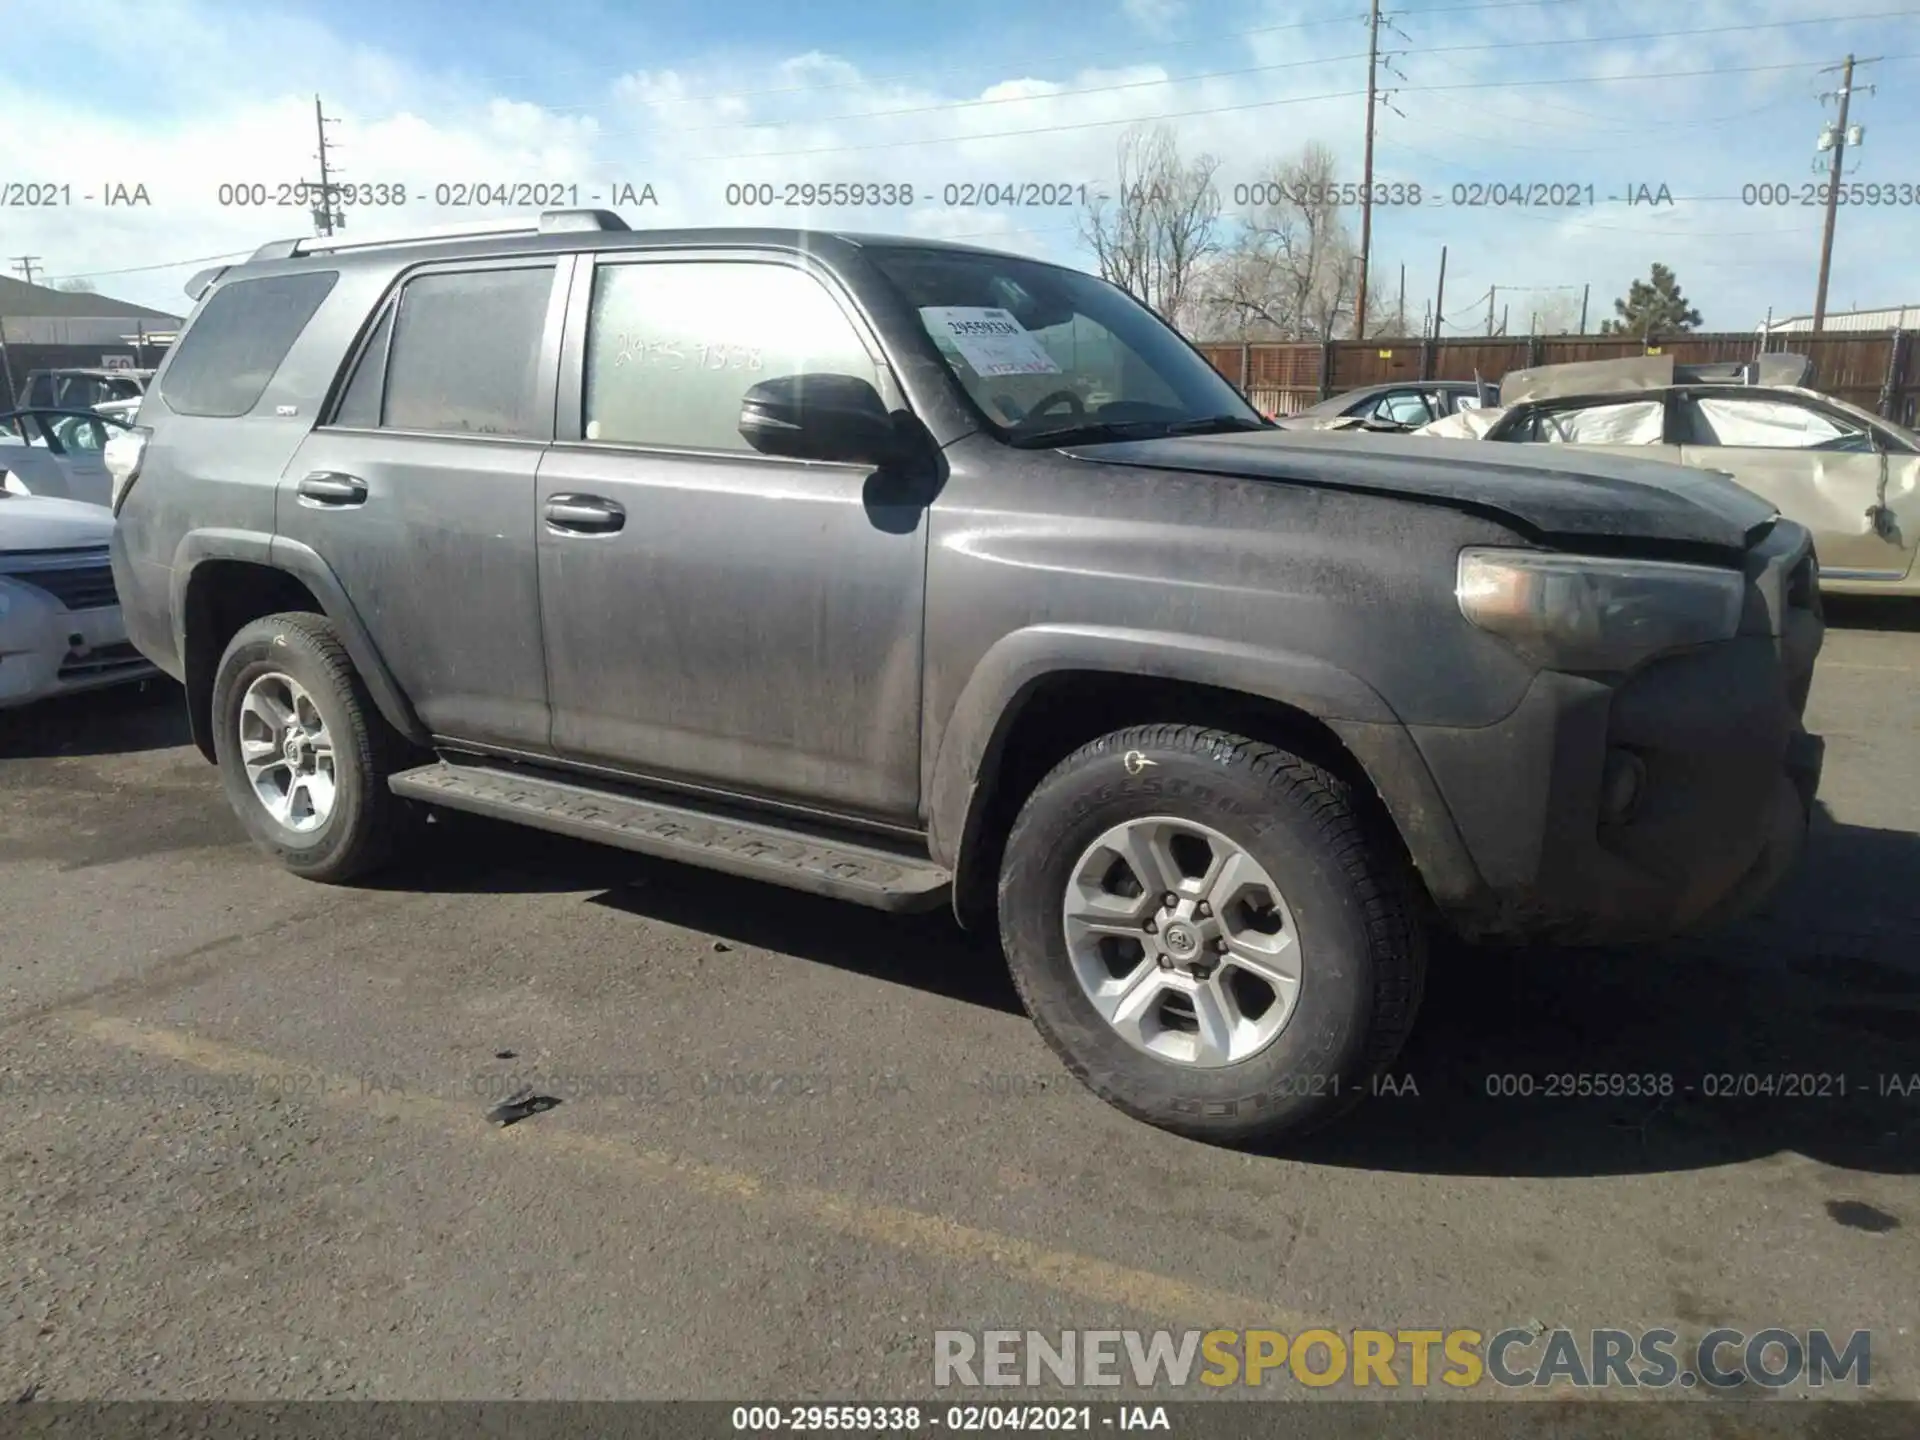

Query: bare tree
1197,142,1358,340
1077,125,1222,332
55,278,99,294
1529,293,1583,335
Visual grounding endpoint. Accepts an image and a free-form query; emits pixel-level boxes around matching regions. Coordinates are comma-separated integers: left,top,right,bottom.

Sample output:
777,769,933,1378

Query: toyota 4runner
108,210,1826,1142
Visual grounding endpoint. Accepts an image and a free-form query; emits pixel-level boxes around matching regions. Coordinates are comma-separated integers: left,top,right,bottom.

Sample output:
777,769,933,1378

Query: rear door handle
297,472,368,507
544,494,626,534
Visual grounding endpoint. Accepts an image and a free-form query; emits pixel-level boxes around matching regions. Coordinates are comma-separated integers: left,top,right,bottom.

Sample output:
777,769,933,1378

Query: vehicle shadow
378,802,1917,1176
1823,595,1920,633
371,811,1024,1015
1283,802,1920,1177
0,678,190,759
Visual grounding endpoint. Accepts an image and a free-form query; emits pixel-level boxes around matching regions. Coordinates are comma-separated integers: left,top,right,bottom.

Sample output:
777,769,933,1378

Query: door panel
1680,446,1910,577
279,431,550,745
273,258,567,750
1568,444,1684,465
535,446,927,819
535,252,927,821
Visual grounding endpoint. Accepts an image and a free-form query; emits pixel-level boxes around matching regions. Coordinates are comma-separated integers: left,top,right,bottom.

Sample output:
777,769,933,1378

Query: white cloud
1122,0,1188,38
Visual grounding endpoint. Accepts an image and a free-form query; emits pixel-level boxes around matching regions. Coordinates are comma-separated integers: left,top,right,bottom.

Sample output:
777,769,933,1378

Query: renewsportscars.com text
933,1327,1871,1391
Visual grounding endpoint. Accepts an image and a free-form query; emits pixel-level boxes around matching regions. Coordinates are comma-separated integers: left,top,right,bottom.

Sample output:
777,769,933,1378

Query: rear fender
170,530,427,752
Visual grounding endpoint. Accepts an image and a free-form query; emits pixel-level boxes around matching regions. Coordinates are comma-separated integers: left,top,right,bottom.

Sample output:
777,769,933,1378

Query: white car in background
0,407,131,508
0,490,158,709
1414,353,1920,595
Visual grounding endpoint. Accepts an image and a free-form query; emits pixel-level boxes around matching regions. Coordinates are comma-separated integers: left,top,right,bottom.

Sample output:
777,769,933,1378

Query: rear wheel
997,724,1425,1143
210,612,414,883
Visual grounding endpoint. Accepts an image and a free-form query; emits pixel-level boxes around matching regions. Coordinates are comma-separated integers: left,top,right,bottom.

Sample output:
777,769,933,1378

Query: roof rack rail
247,208,629,263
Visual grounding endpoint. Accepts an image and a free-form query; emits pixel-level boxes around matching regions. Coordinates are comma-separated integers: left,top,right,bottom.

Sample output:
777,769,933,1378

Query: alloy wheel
1061,816,1302,1068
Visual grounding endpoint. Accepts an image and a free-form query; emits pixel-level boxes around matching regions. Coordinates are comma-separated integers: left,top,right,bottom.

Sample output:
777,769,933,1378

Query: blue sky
4,0,1917,330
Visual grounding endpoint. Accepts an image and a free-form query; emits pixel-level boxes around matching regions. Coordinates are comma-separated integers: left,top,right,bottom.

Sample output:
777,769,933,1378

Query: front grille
58,641,147,680
20,562,118,612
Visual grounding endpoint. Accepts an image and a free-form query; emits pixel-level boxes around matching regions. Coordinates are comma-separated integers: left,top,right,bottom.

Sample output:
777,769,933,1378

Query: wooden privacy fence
1195,332,1920,426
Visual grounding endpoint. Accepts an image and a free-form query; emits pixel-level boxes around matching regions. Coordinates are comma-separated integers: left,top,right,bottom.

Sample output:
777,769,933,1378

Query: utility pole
1354,0,1382,340
1396,263,1406,334
1813,55,1877,332
1579,282,1590,334
1431,245,1447,338
1487,286,1497,337
9,256,43,287
310,95,343,237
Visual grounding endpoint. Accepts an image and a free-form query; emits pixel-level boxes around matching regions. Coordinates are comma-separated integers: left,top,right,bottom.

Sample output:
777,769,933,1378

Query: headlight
1456,547,1746,672
104,425,150,514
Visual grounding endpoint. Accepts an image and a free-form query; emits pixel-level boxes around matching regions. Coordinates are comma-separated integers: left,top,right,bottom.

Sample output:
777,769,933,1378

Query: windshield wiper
1008,413,1271,450
1005,419,1167,450
1161,414,1271,436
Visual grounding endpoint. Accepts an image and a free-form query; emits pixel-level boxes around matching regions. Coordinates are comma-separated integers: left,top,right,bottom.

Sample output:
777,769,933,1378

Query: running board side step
388,761,952,912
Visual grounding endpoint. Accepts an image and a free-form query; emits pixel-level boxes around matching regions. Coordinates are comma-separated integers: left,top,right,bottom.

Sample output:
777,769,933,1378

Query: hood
1500,354,1675,405
1497,352,1816,406
0,493,117,552
1060,429,1778,557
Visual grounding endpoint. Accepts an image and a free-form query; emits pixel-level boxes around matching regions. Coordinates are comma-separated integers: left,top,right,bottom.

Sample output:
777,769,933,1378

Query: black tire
210,612,414,884
997,724,1426,1144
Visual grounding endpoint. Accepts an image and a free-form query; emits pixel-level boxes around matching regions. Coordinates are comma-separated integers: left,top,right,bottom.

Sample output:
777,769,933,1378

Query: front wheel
210,612,413,883
997,724,1426,1143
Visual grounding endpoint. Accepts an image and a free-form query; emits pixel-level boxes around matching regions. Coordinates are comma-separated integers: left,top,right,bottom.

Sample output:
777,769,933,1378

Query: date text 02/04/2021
728,1405,1168,1432
210,181,660,209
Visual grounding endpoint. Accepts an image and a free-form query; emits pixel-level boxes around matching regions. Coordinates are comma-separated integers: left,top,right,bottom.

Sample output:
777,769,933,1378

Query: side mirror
739,373,902,465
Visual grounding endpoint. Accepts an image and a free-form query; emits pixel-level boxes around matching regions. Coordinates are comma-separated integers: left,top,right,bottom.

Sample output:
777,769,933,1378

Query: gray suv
109,209,1825,1142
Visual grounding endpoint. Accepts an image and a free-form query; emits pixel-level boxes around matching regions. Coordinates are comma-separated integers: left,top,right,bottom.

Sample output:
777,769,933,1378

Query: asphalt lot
1,603,1916,1404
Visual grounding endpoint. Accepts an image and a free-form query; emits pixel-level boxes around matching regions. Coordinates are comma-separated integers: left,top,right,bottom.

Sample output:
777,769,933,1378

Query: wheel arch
171,531,428,762
928,627,1483,931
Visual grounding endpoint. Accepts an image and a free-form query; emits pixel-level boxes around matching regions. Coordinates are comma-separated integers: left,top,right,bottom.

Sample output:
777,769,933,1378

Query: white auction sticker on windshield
919,306,1062,377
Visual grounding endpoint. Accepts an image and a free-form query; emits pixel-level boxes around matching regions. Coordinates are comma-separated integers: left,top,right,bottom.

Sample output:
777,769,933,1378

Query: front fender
925,624,1400,870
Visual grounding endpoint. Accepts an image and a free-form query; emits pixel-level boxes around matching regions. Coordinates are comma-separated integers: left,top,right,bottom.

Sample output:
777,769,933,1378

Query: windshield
869,247,1263,445
1809,390,1920,450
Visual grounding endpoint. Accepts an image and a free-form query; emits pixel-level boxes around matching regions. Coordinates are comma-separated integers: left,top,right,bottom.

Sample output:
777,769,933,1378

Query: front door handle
545,494,626,534
297,472,368,507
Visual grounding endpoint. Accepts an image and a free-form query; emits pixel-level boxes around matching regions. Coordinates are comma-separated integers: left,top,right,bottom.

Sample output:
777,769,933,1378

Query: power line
590,50,1375,141
43,250,255,284
669,52,1919,163
567,9,1916,139
548,13,1364,109
499,0,1592,100
1415,8,1919,60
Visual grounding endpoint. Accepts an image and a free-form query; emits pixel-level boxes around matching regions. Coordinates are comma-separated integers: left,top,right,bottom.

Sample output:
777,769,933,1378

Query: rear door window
331,304,396,430
160,271,340,417
1509,399,1666,444
380,266,556,437
1680,395,1875,452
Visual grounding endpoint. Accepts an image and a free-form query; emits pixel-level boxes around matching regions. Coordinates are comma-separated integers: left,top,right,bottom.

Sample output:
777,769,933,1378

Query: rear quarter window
159,271,339,418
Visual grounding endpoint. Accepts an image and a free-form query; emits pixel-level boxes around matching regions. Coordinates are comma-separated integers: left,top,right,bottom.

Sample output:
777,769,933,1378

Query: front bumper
1407,532,1825,946
0,579,159,710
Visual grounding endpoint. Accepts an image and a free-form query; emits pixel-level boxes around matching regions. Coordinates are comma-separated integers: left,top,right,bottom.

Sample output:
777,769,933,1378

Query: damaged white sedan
1414,353,1920,595
0,491,158,709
